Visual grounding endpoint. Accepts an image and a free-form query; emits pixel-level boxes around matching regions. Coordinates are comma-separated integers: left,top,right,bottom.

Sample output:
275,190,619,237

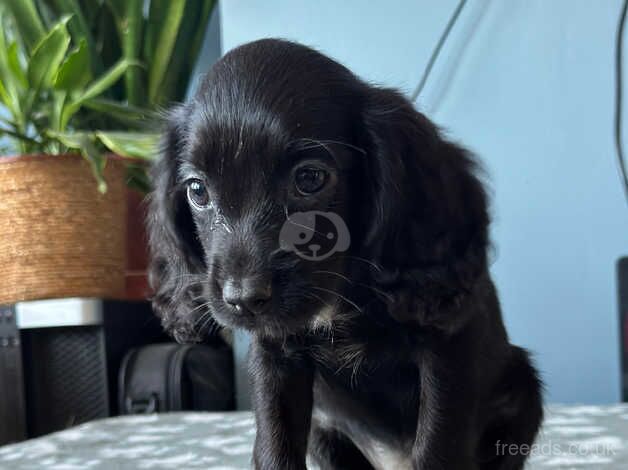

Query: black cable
616,0,628,206
411,0,468,103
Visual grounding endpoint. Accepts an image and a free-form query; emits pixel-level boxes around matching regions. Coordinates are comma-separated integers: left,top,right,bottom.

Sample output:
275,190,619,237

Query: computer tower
0,299,168,442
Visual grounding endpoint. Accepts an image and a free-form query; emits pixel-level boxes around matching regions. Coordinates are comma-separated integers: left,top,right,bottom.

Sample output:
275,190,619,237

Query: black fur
148,38,543,470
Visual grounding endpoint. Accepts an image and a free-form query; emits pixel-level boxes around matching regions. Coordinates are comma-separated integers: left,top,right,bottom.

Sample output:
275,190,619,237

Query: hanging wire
410,0,468,102
615,0,628,205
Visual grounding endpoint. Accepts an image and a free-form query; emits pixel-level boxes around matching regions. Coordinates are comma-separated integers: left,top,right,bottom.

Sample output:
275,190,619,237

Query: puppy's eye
294,166,329,195
186,179,210,208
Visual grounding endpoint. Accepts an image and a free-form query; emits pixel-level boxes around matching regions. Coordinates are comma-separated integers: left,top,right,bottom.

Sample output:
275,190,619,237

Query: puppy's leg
250,336,313,470
480,347,544,470
309,426,375,470
412,339,480,470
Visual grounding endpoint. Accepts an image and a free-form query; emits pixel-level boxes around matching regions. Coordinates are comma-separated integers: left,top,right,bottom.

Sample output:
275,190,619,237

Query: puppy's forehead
183,39,361,171
185,105,289,179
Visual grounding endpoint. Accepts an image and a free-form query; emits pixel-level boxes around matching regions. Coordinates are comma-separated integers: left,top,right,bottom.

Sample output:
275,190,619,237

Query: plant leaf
4,0,46,53
51,90,67,132
78,58,141,102
7,42,27,89
54,38,91,90
0,25,21,117
95,131,158,159
146,0,186,105
48,130,107,192
107,0,144,106
48,0,104,75
0,127,40,146
27,15,71,90
0,79,13,108
82,97,151,127
46,129,85,148
61,58,140,128
143,0,169,67
126,163,151,193
80,135,108,193
161,0,215,103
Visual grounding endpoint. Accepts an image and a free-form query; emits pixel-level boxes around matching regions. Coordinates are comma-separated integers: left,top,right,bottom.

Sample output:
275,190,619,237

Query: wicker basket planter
0,154,128,304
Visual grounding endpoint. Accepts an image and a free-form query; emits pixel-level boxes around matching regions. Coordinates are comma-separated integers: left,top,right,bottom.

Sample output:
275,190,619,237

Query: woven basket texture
0,154,127,304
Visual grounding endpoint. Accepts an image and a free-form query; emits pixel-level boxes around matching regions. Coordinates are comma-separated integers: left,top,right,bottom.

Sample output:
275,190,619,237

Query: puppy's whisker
293,138,336,159
187,300,213,315
163,291,203,310
358,284,394,303
294,138,366,156
319,139,366,155
283,205,329,238
338,255,384,272
193,310,210,330
195,311,216,337
311,286,362,313
313,270,393,302
313,270,353,284
306,291,334,310
291,137,367,158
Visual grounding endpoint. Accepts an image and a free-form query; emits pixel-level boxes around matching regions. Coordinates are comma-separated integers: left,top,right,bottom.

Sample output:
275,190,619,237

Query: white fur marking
309,305,335,331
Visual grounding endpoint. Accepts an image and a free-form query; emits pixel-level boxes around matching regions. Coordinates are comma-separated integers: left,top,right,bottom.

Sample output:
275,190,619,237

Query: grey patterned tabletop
1,406,627,469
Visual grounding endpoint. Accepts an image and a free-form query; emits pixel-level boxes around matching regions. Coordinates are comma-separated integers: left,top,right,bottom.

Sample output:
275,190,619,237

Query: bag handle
124,393,158,414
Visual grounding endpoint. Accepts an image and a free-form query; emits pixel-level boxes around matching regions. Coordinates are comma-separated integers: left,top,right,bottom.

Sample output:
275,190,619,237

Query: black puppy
148,39,543,470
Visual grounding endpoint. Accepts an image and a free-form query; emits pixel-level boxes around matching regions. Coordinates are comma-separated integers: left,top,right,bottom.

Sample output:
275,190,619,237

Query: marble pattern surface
1,406,627,469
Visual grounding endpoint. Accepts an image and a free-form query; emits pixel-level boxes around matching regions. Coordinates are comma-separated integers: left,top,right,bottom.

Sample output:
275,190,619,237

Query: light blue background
196,0,628,404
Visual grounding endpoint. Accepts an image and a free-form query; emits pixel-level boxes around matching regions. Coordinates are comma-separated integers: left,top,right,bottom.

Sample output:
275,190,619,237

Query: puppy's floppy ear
147,105,206,342
360,87,490,332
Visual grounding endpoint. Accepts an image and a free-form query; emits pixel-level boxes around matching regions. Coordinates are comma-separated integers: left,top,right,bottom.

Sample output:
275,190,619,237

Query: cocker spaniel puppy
148,38,543,470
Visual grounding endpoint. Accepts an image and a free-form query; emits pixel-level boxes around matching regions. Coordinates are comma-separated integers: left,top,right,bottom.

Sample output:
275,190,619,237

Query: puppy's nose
222,277,271,314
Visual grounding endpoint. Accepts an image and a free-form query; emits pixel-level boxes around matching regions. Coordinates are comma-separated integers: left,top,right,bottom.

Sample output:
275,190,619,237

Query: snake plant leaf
146,0,186,105
95,131,158,159
143,0,168,67
4,0,45,53
54,38,91,91
106,0,144,106
156,0,215,103
186,0,215,80
27,15,71,91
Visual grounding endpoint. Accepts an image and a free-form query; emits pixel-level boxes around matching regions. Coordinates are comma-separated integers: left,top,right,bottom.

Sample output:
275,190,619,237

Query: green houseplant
0,0,216,303
1,0,216,189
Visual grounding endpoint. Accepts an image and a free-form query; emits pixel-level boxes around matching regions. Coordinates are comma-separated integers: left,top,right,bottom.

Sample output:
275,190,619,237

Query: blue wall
216,0,628,404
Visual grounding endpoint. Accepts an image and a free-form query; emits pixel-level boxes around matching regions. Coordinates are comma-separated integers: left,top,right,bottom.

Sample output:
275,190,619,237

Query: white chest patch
312,407,412,470
361,438,413,470
309,305,335,332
